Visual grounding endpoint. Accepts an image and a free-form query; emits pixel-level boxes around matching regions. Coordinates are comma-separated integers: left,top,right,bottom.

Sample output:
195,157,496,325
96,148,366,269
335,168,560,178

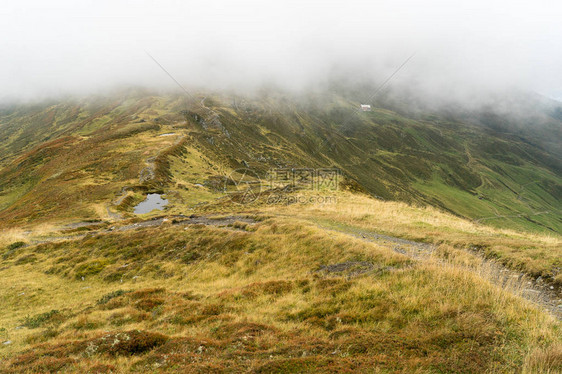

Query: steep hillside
0,90,561,372
0,195,561,373
0,90,560,233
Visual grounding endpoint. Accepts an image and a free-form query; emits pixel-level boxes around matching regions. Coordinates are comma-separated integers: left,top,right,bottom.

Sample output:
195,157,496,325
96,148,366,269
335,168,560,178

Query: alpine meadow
1,1,562,373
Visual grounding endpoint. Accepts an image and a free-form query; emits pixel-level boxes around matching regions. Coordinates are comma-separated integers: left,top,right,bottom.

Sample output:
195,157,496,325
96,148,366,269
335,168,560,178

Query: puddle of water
134,193,169,214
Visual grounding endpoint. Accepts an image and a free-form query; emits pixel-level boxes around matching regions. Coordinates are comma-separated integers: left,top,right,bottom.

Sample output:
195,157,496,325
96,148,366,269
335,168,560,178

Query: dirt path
111,214,256,232
21,212,562,321
139,133,186,184
319,223,562,320
464,142,560,229
25,215,257,247
104,132,188,220
472,176,560,228
138,156,157,183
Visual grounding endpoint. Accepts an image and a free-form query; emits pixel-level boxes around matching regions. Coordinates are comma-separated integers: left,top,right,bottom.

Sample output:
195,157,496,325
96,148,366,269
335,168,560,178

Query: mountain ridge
0,88,560,233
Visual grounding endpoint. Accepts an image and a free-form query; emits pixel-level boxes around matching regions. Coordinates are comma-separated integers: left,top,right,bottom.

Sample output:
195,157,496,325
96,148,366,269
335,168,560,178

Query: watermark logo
266,194,338,205
224,169,263,204
267,168,339,191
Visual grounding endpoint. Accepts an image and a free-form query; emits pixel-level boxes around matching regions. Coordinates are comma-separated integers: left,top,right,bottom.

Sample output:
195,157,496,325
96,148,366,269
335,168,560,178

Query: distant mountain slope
0,89,560,233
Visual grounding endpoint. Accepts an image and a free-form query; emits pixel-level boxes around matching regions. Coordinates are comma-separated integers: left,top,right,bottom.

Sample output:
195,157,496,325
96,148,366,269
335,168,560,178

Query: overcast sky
1,0,562,102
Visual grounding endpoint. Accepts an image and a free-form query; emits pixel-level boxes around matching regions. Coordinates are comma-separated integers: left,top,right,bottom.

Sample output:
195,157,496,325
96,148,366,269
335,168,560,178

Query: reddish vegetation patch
169,301,233,326
220,280,295,300
212,321,278,341
83,363,116,374
131,288,166,299
314,278,352,295
0,285,521,373
11,136,77,167
153,336,223,354
243,280,294,297
14,357,75,374
3,340,85,373
134,297,165,311
133,336,224,371
84,330,169,357
253,357,324,373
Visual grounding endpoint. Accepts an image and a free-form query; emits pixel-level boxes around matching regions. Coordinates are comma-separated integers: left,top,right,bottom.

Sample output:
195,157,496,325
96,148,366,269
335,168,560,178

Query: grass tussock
274,191,562,285
0,214,560,373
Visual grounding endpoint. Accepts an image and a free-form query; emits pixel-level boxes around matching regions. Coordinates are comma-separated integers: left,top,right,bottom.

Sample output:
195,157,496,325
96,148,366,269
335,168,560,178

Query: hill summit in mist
0,87,560,233
0,86,561,373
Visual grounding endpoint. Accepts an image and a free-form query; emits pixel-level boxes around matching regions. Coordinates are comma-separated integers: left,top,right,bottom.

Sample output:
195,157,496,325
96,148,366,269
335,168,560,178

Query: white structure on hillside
360,104,371,111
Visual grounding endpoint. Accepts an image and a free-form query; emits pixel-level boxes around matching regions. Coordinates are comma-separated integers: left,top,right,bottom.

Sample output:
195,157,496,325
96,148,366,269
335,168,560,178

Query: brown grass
0,211,560,372
272,191,562,285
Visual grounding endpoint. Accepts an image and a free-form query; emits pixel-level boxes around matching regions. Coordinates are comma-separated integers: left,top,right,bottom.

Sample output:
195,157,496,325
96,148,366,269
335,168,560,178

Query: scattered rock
84,330,168,357
393,246,407,254
315,261,376,278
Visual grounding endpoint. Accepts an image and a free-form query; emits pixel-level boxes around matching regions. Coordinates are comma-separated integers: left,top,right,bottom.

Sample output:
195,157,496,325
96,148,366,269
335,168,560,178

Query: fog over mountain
1,0,562,104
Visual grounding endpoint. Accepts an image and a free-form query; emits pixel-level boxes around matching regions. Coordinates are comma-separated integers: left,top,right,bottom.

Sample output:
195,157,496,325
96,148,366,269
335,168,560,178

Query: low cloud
1,0,562,104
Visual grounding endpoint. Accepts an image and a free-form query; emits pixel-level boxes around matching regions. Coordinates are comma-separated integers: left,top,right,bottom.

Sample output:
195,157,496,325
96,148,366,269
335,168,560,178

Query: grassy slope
267,191,562,286
0,208,560,373
0,90,561,372
0,94,218,225
0,91,560,232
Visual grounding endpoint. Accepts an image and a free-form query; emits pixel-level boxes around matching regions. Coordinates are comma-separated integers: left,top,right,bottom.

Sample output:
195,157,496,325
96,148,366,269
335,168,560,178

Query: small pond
134,193,168,214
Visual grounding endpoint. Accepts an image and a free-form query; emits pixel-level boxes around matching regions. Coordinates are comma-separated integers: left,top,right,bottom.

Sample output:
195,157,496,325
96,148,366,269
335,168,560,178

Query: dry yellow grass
278,191,559,243
0,210,561,372
0,223,62,248
272,191,561,281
